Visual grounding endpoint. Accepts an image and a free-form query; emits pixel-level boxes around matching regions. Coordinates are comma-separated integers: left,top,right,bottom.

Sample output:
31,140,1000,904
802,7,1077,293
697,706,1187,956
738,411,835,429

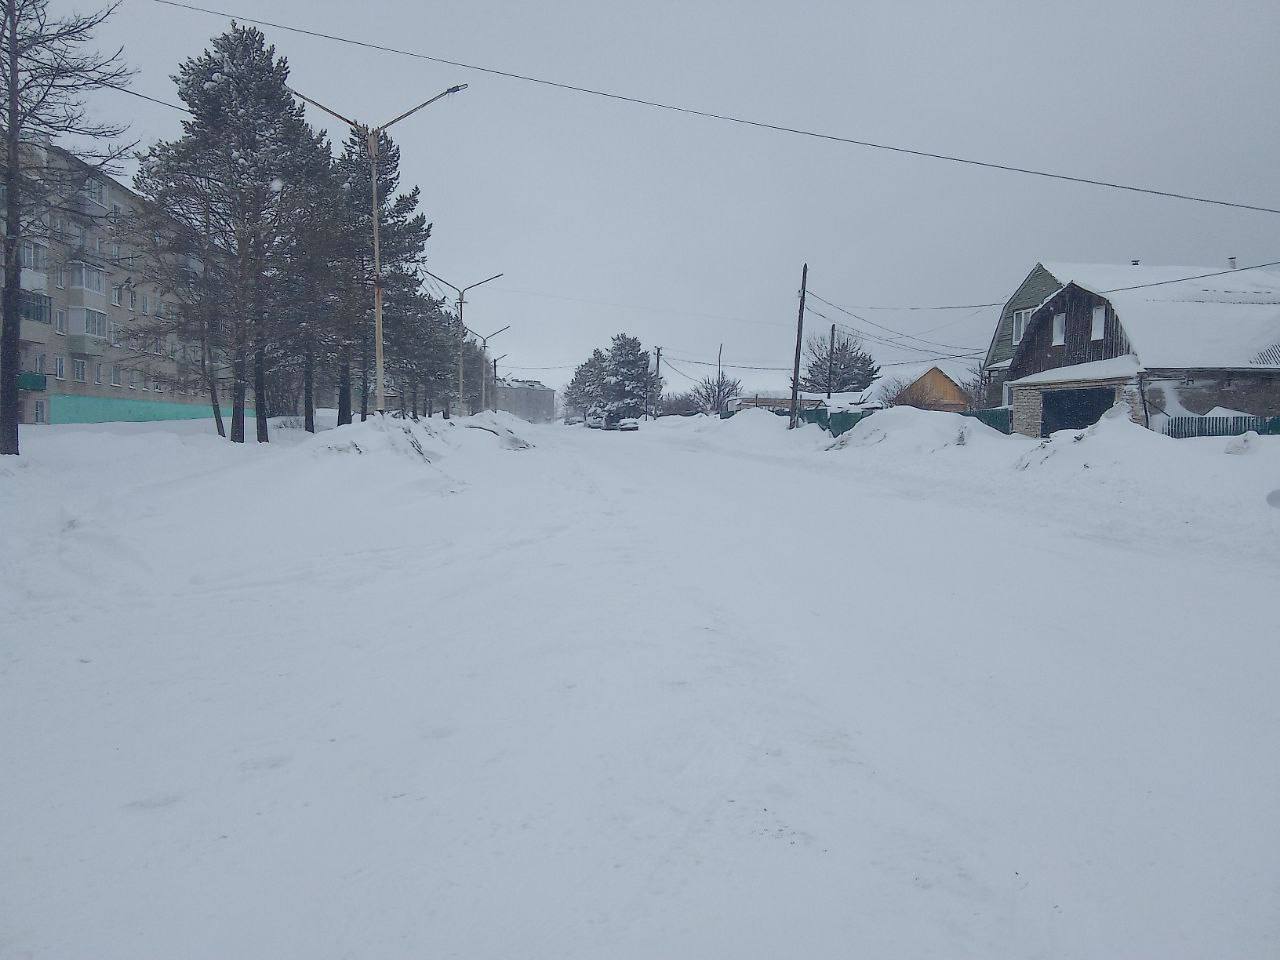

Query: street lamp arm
461,273,504,296
482,325,511,340
421,268,462,298
377,84,468,132
285,85,359,128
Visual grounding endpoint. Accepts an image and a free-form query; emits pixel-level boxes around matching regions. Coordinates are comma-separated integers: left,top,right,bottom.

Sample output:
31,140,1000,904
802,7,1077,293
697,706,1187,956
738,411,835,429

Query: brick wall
1011,386,1042,437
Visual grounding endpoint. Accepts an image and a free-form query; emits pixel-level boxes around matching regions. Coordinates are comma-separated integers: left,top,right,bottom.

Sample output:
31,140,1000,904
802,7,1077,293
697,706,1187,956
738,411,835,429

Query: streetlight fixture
286,82,467,414
421,269,503,414
491,353,508,408
467,325,510,410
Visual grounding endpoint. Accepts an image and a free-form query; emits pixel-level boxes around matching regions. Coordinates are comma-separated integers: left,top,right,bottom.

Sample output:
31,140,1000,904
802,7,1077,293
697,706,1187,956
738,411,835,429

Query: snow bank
828,406,1012,455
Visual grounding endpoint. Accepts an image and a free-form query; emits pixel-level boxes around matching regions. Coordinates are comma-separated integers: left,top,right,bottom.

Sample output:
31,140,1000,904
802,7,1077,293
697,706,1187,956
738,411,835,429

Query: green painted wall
48,394,254,424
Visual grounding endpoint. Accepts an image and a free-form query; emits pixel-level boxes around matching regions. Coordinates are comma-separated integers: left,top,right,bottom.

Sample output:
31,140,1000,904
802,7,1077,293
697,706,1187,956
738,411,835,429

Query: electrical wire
150,0,1280,215
806,291,981,352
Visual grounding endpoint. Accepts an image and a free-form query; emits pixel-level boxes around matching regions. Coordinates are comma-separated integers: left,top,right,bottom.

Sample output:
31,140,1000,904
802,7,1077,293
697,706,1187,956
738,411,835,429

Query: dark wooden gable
1006,284,1132,382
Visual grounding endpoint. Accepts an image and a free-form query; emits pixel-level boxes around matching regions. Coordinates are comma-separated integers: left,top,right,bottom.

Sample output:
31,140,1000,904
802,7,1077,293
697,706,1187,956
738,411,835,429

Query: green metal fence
1162,415,1280,438
962,408,1012,434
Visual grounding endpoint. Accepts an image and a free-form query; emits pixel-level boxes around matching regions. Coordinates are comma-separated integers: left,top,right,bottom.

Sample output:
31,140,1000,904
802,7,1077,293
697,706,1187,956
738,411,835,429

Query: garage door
1041,387,1117,436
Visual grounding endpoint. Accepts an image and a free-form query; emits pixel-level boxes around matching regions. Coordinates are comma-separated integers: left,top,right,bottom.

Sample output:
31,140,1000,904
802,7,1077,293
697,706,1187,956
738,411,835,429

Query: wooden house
993,263,1280,437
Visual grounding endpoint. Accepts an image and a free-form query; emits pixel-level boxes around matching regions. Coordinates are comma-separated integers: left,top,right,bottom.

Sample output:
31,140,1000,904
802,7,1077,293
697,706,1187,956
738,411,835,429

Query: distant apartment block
494,378,555,422
8,142,238,425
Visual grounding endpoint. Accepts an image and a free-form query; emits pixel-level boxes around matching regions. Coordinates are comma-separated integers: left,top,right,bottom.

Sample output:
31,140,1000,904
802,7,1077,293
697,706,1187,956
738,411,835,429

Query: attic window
1012,308,1032,345
1052,313,1066,346
1091,305,1105,340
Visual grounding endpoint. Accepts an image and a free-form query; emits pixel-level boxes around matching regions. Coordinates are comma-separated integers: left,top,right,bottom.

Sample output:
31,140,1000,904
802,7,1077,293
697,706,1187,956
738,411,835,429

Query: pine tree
138,24,318,443
798,332,880,394
601,333,649,421
563,348,607,417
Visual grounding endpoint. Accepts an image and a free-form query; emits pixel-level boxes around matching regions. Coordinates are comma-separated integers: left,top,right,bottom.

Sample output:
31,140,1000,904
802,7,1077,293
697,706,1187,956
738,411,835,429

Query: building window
1091,305,1105,341
35,353,46,374
152,378,163,393
54,356,65,380
1002,382,1012,406
128,288,137,311
84,309,108,338
72,358,86,382
1012,308,1032,345
54,309,66,334
55,265,65,288
1052,312,1066,346
110,364,122,387
128,369,139,390
33,399,45,423
111,285,122,306
94,362,103,384
20,239,48,271
69,262,106,294
80,178,106,207
18,290,51,324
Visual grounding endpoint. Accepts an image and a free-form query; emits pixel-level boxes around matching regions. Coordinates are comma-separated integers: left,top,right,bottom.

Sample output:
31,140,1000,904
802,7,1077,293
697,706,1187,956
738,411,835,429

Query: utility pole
649,346,662,419
287,82,466,414
717,343,723,414
789,263,808,429
492,353,507,411
827,322,836,398
422,269,503,415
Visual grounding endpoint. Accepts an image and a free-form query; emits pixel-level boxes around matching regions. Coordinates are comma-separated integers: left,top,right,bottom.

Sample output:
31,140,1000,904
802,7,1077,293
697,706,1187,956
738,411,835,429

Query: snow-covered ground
3,409,1278,958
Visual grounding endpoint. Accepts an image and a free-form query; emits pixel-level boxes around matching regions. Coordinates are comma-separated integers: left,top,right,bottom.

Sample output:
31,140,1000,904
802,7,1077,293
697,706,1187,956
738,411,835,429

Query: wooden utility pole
789,263,808,429
651,346,662,418
827,322,836,398
717,343,724,414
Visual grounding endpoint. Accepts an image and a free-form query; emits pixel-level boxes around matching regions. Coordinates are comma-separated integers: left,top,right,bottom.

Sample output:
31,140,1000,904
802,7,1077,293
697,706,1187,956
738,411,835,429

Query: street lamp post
421,269,503,415
287,82,467,414
468,325,510,410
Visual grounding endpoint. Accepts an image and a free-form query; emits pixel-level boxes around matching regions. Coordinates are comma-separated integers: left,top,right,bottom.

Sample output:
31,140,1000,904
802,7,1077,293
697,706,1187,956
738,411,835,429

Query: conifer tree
137,24,318,443
601,333,649,421
798,332,879,394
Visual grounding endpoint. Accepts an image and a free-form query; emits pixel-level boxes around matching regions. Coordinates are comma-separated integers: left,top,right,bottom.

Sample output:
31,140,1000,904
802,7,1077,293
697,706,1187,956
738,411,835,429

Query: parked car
617,418,640,432
585,411,606,429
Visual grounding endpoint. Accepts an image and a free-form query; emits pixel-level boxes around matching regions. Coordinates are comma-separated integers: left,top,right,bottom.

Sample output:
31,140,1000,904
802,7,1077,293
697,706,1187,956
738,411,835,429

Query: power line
101,81,191,113
814,258,1280,314
663,354,791,372
660,359,702,384
150,0,1280,216
806,291,981,352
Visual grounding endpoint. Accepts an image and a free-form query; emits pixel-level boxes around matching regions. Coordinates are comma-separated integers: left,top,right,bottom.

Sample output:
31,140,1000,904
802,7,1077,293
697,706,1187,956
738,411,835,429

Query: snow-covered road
3,412,1278,958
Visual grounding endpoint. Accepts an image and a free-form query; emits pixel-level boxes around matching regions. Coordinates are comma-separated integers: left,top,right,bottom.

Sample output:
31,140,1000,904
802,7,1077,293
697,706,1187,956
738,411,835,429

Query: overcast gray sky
81,0,1280,391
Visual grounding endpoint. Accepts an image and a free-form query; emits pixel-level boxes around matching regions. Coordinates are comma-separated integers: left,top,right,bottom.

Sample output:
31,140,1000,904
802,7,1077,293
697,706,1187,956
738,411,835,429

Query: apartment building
11,143,228,425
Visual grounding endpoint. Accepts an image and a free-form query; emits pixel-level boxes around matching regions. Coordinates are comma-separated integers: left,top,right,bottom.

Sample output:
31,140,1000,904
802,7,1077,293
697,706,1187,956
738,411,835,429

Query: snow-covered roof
1010,355,1143,386
1036,262,1280,369
986,358,1012,371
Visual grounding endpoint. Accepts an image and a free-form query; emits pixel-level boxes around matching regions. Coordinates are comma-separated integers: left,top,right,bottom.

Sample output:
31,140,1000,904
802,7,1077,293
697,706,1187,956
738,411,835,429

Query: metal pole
717,343,723,414
789,263,808,429
652,346,662,419
368,130,386,414
827,322,835,399
456,295,465,414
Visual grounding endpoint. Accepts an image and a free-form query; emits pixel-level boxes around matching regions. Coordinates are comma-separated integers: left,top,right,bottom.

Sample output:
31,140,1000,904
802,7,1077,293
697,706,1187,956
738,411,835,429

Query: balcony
67,334,106,357
18,371,46,391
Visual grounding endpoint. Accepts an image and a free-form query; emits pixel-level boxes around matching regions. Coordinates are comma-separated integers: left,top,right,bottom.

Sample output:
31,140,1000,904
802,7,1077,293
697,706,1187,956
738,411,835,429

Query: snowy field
3,409,1279,958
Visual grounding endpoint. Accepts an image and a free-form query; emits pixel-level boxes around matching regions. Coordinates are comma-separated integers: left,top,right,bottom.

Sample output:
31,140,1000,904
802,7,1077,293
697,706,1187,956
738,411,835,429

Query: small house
993,263,1280,437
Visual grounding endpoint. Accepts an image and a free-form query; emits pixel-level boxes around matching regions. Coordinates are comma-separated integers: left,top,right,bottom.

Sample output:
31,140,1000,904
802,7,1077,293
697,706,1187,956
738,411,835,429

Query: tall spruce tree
601,333,649,421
